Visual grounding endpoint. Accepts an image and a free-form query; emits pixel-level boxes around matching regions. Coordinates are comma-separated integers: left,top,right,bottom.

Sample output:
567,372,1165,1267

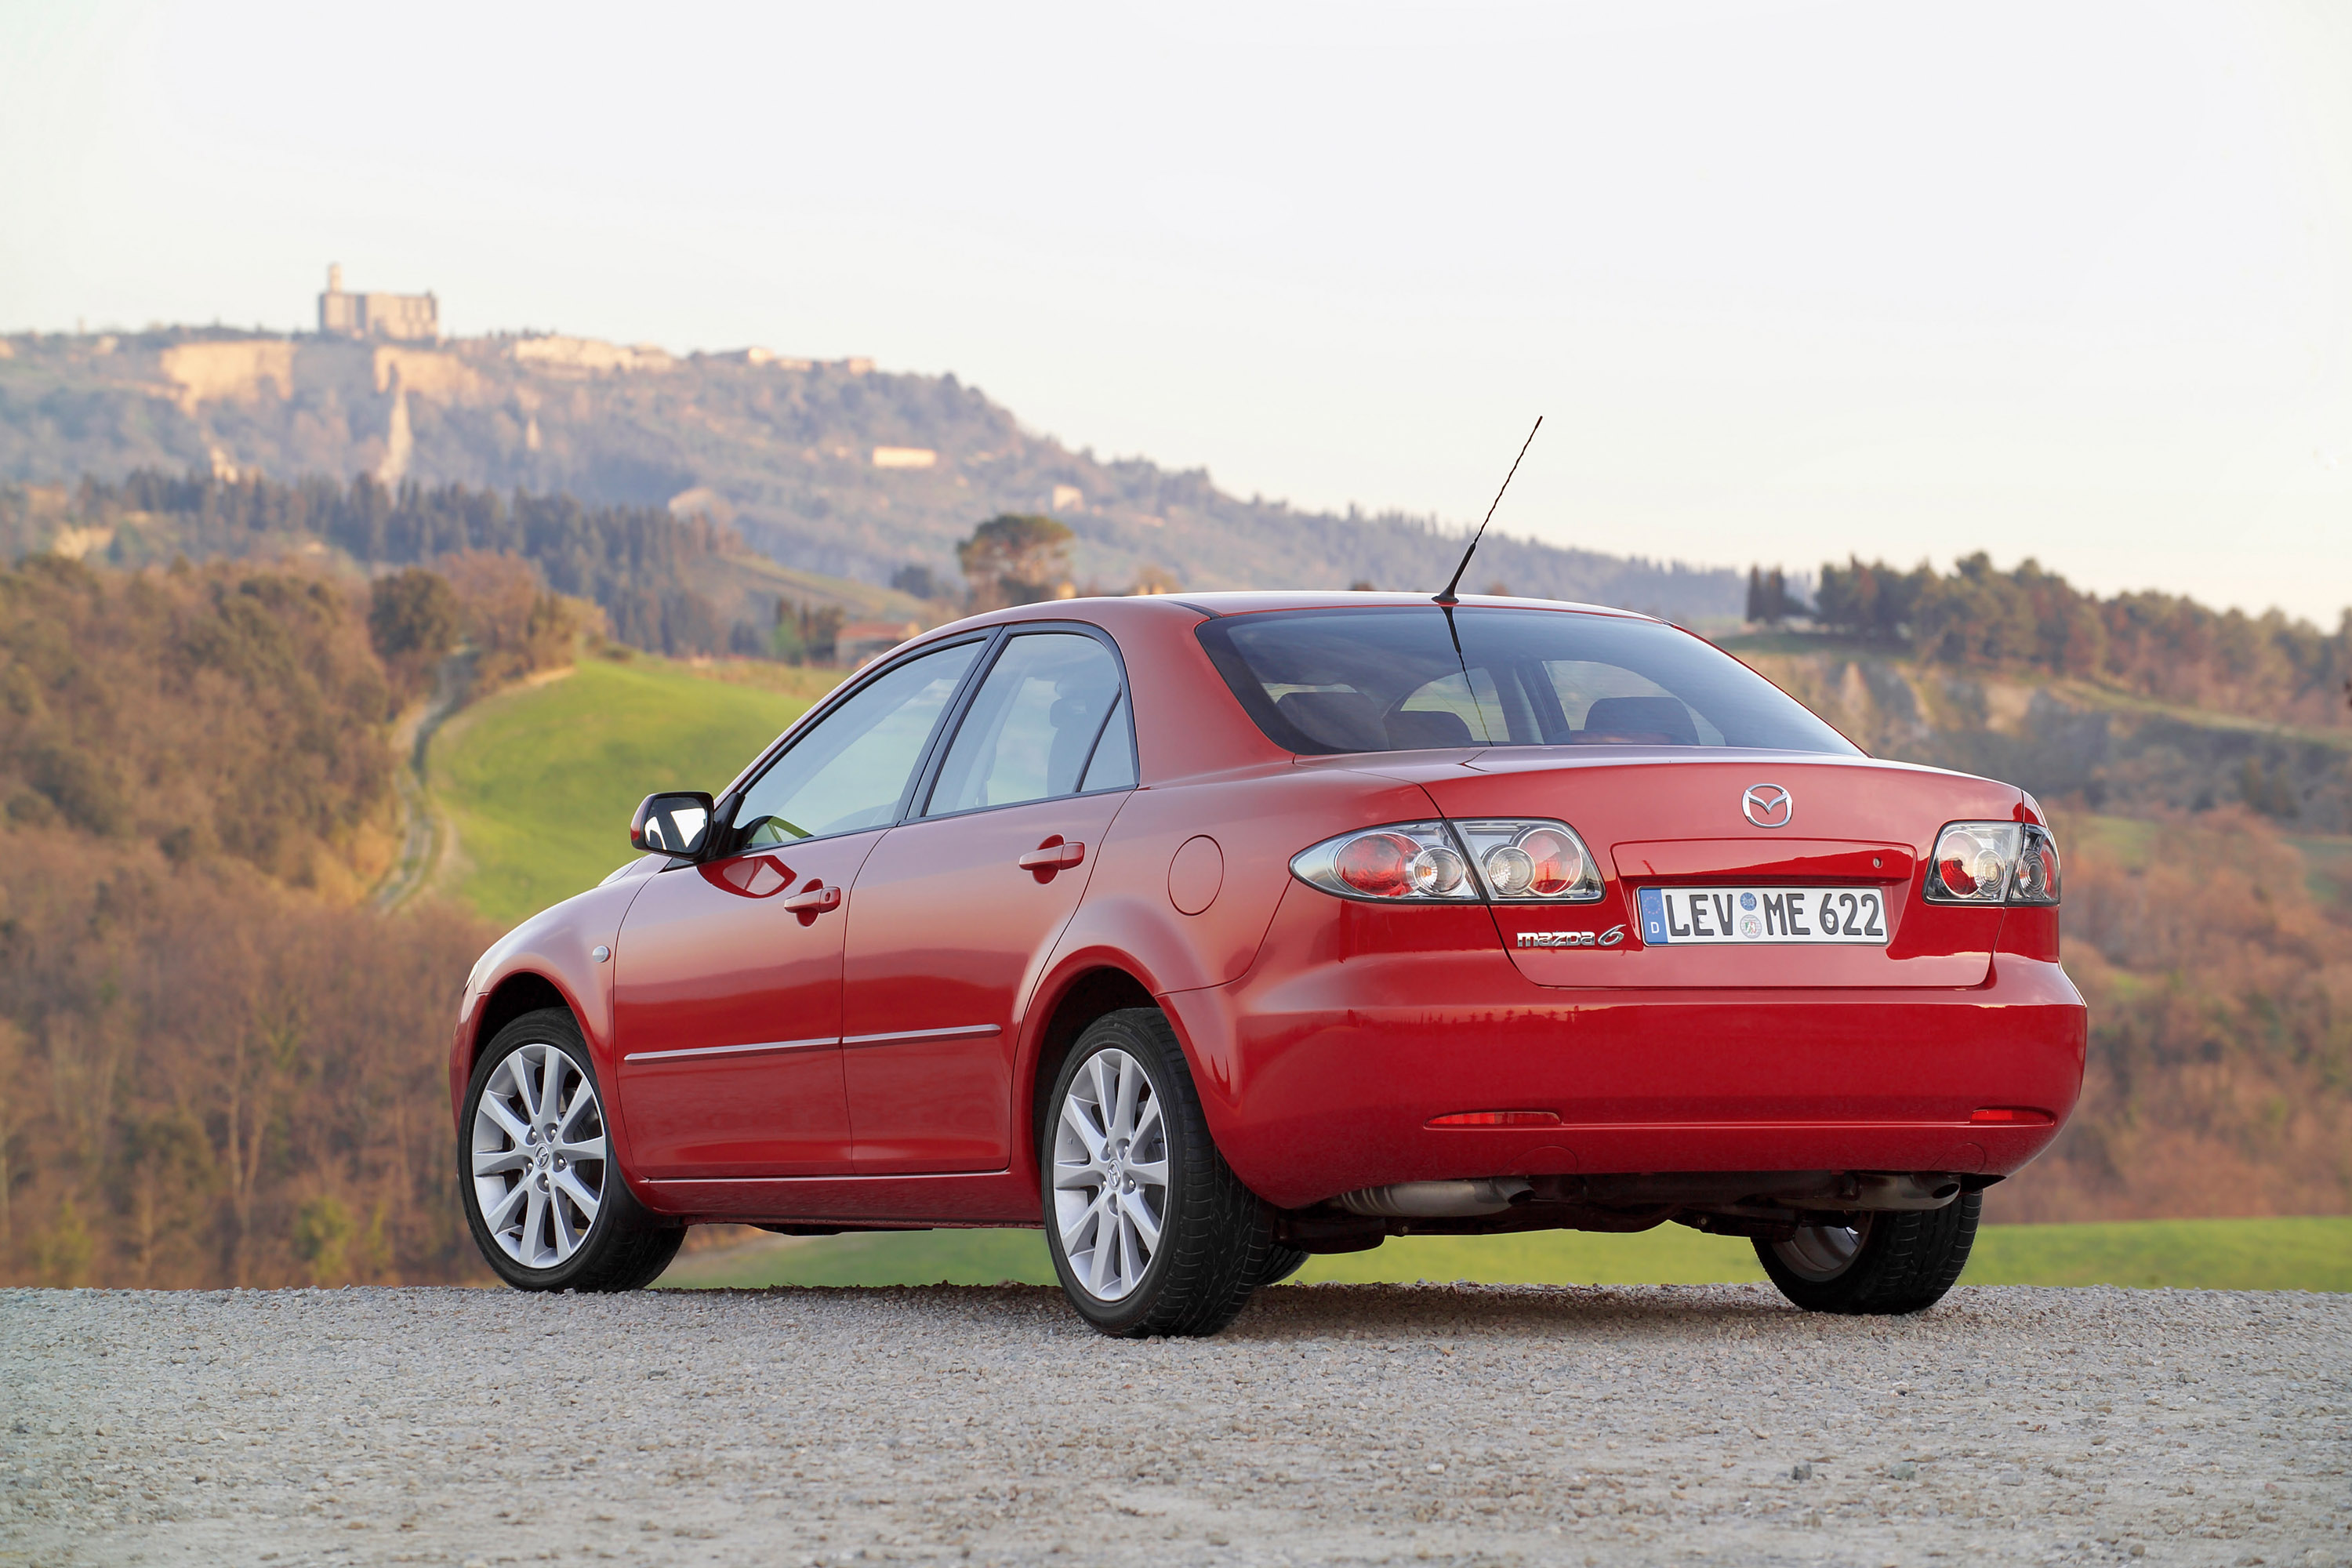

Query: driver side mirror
630,791,716,857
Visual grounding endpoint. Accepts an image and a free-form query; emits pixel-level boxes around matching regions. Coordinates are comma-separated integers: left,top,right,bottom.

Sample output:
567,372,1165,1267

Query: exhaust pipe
1336,1178,1531,1218
1839,1173,1964,1210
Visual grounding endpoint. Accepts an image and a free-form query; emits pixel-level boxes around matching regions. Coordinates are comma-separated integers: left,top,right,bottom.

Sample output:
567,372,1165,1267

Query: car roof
1149,591,1657,621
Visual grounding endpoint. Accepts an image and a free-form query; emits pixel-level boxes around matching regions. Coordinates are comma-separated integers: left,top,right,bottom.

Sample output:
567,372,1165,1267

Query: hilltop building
318,263,438,341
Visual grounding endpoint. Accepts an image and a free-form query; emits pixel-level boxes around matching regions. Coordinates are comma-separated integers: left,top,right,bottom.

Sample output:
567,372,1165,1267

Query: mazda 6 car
451,592,2085,1334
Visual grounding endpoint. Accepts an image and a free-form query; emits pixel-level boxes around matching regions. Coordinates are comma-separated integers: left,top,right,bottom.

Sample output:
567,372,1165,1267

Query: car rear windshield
1195,606,1860,756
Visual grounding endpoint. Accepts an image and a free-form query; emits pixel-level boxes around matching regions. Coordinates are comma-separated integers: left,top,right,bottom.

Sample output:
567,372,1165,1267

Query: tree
774,601,844,665
435,552,592,690
890,563,946,601
1130,563,1181,596
1744,565,1809,626
956,515,1073,610
368,568,460,702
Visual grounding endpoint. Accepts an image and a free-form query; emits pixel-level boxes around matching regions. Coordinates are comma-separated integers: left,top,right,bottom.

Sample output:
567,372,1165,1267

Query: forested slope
0,469,928,659
0,556,495,1287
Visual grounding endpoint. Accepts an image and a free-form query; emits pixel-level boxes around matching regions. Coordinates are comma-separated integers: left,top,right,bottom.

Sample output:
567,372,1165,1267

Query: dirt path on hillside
6,1283,2345,1566
370,651,475,914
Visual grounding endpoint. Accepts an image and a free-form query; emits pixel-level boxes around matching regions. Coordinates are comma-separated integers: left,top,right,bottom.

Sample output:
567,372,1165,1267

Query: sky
2,1,2348,621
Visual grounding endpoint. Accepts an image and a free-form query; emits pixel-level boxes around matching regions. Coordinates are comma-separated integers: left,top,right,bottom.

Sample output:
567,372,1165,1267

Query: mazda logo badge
1742,783,1793,828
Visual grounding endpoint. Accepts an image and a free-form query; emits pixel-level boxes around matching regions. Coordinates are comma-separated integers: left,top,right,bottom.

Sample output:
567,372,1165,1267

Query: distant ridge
0,327,1744,622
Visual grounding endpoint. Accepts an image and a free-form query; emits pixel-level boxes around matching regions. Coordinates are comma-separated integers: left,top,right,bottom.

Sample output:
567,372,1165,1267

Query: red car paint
451,593,2085,1229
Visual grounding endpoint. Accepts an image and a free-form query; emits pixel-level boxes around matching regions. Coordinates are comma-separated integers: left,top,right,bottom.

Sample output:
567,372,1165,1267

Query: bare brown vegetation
0,835,493,1286
1994,809,2352,1221
1,555,397,892
0,554,498,1287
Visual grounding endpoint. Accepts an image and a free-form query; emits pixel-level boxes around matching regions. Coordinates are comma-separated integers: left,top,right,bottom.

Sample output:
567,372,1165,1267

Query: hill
0,328,1744,619
431,655,833,926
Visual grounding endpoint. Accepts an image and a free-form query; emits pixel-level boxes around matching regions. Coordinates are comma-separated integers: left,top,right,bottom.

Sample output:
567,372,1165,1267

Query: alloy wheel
470,1041,608,1270
1771,1214,1875,1282
1051,1047,1171,1301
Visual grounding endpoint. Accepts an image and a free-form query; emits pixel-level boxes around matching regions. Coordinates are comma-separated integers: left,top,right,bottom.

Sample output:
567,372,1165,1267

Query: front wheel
461,1008,683,1292
1042,1009,1276,1337
1754,1192,1980,1315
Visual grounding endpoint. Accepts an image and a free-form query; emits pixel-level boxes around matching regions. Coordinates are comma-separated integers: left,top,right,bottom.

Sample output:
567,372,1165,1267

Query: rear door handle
782,883,842,913
1018,839,1087,872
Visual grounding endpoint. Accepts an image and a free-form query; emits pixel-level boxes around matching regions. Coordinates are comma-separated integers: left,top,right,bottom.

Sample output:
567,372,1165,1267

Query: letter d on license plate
1635,887,1888,946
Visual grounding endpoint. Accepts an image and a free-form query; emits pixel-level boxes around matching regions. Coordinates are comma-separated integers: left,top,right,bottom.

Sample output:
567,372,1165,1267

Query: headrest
1577,695,1699,745
1274,690,1387,752
1385,709,1475,749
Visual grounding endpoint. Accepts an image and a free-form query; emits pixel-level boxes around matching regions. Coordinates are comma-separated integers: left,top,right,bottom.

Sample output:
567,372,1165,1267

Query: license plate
1635,886,1889,946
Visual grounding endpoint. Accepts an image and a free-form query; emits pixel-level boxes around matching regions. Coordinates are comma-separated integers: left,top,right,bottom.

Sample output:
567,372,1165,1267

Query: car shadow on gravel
1233,1280,1809,1340
678,1279,1817,1341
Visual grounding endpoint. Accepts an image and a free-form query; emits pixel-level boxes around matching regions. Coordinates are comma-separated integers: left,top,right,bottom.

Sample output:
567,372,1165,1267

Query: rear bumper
1160,942,2086,1212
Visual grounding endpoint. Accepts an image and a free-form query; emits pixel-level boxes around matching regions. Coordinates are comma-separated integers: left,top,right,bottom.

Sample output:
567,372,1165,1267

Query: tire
1252,1245,1311,1288
461,1007,683,1292
1041,1008,1276,1337
1753,1192,1980,1315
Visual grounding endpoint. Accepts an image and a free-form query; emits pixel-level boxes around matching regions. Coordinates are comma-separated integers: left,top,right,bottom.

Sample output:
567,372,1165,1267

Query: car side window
731,641,982,847
924,632,1127,815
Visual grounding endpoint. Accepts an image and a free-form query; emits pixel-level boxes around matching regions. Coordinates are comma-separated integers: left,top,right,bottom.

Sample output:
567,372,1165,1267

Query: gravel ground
5,1282,2348,1568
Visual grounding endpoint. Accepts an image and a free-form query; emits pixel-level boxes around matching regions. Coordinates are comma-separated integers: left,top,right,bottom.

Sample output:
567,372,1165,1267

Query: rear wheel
461,1008,683,1292
1753,1192,1980,1315
1252,1245,1311,1288
1042,1009,1275,1337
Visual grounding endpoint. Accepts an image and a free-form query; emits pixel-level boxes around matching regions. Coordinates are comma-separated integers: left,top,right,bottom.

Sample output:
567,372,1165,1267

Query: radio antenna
1434,416,1541,607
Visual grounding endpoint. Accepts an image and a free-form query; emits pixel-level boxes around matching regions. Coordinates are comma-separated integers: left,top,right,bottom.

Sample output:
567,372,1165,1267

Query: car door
840,627,1138,1174
612,638,986,1179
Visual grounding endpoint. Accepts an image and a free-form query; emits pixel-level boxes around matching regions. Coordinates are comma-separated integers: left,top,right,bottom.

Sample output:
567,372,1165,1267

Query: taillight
1925,822,2062,906
1290,818,1602,904
2011,826,2061,904
1453,819,1603,902
1293,822,1476,901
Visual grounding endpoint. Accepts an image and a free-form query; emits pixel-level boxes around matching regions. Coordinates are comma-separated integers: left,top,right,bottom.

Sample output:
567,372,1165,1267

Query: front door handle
782,882,842,914
1018,837,1087,873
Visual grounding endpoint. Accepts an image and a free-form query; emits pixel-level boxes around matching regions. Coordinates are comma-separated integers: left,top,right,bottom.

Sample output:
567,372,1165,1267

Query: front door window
733,641,983,845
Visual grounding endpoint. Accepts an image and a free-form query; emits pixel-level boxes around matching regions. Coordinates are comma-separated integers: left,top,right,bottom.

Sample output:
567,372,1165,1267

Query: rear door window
924,632,1129,815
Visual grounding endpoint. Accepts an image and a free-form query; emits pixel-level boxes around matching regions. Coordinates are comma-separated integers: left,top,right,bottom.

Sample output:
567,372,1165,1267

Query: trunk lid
1390,750,2020,988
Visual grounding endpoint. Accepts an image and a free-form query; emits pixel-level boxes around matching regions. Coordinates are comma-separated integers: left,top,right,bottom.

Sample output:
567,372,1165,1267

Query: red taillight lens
1452,818,1605,902
1428,1110,1562,1128
1969,1106,2051,1125
1290,822,1480,902
1291,819,1595,902
1517,826,1584,896
1335,833,1421,898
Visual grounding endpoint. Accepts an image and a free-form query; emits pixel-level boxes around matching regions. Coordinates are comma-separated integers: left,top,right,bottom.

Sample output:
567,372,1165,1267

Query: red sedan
452,593,2084,1334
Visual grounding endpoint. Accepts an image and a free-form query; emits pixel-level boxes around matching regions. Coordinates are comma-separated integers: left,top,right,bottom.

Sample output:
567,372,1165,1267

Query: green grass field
432,655,840,927
657,1215,2352,1294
